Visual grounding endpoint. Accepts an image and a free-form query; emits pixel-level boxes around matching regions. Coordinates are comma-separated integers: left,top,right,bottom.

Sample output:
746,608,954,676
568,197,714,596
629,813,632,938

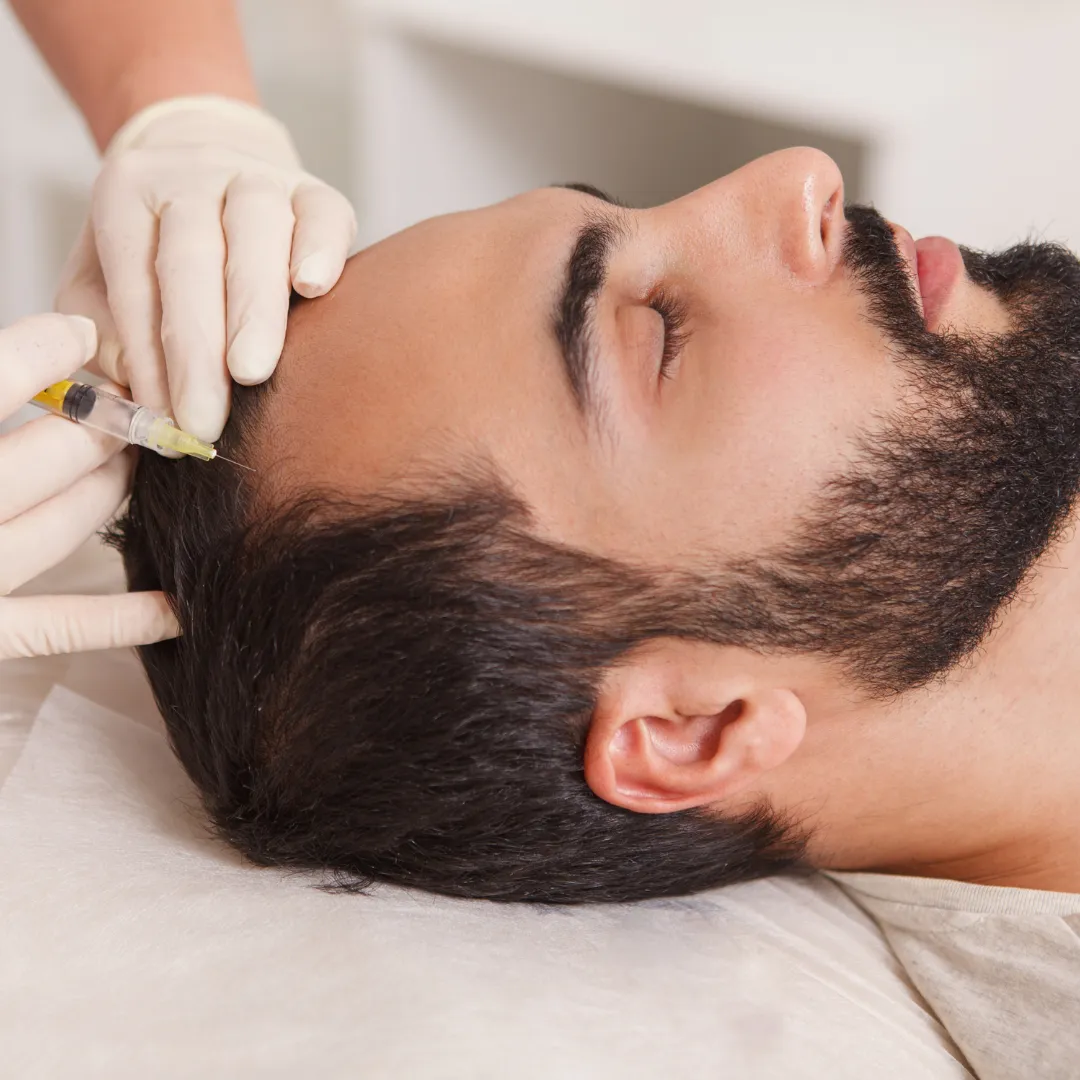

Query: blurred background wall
2,0,1080,327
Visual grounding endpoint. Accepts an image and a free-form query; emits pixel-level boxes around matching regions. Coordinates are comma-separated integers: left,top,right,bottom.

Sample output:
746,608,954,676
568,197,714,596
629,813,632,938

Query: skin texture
265,149,1080,894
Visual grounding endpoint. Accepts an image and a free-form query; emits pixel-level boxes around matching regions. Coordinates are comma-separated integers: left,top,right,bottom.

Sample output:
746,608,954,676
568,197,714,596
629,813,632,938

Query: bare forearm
9,0,258,150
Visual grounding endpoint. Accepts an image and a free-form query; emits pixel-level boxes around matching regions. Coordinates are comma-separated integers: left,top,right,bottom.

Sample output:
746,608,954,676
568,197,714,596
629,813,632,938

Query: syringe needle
214,454,256,472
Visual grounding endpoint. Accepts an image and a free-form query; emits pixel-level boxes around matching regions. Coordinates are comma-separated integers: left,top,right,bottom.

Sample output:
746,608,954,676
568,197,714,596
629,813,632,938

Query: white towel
0,679,972,1079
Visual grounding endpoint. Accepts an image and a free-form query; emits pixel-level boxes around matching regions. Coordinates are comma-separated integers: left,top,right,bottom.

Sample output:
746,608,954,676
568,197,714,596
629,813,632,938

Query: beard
726,205,1080,697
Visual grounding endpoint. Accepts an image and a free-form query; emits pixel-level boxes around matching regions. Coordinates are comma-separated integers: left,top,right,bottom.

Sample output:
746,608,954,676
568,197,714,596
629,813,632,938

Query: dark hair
112,381,811,904
114,208,1080,904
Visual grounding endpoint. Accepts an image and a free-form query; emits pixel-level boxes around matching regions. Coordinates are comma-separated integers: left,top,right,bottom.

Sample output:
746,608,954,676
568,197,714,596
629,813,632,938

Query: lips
886,223,964,332
914,236,965,332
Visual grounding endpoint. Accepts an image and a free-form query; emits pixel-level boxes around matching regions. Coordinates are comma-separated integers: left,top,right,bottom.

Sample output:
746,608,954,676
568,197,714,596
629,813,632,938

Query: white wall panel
1,0,1079,330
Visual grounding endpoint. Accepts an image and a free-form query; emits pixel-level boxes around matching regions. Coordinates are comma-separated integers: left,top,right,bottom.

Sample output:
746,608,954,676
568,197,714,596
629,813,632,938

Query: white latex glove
0,313,179,660
55,94,357,442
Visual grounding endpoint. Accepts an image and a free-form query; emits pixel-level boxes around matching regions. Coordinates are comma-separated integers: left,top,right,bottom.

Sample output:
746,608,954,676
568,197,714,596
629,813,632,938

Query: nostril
820,189,839,247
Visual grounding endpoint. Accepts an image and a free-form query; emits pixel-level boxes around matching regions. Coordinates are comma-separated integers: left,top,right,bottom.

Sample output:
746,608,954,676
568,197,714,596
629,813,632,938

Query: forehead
263,188,590,498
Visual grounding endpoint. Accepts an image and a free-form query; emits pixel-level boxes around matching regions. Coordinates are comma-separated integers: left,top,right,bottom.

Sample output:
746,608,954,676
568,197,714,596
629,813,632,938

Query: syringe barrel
31,380,216,460
51,384,178,455
75,386,144,443
62,385,179,456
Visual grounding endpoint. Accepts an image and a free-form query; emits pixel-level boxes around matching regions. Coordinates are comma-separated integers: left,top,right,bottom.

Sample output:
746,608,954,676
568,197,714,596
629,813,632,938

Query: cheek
599,292,913,561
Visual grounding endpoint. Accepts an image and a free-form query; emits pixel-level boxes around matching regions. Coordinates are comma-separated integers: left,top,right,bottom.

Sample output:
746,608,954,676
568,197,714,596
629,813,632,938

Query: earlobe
584,642,807,815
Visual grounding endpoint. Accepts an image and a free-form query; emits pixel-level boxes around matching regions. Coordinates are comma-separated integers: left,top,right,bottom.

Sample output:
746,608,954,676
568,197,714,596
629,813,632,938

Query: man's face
274,149,923,560
267,147,1080,693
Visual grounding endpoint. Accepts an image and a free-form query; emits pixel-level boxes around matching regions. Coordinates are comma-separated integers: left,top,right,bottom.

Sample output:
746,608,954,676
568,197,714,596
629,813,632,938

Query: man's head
115,148,1080,902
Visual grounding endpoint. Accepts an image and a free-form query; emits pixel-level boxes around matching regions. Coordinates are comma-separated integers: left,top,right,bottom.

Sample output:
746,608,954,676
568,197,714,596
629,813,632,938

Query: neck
802,515,1080,893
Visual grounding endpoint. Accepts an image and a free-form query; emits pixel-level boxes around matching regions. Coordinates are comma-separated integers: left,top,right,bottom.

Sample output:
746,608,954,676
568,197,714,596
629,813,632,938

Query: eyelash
648,288,690,381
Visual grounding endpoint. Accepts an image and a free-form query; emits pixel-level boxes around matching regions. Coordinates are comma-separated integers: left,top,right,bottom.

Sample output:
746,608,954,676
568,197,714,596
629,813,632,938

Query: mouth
889,222,964,332
914,236,965,332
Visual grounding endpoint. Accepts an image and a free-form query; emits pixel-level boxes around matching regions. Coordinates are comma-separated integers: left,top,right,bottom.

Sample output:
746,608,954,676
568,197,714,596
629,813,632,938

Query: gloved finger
223,173,294,386
156,196,229,441
0,591,178,659
0,412,123,523
0,451,133,596
92,177,170,414
54,221,127,386
0,313,97,421
289,180,357,298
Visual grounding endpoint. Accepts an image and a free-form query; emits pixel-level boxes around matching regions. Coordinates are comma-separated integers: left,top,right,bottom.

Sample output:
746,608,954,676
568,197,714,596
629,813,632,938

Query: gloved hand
55,94,358,442
0,313,179,660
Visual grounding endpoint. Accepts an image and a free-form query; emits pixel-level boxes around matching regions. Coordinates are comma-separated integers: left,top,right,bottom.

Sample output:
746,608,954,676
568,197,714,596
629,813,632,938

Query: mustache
842,202,1080,343
841,204,929,354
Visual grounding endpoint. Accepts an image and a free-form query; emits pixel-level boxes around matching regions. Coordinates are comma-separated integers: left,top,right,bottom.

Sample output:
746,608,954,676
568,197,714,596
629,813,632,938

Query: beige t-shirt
824,871,1080,1079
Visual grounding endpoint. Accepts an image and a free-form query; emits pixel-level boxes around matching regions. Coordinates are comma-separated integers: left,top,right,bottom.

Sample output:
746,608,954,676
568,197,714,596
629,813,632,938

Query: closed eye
648,288,690,381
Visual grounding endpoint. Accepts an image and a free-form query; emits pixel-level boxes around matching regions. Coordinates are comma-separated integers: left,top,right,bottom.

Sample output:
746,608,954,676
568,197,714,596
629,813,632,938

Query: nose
695,147,845,285
761,148,845,282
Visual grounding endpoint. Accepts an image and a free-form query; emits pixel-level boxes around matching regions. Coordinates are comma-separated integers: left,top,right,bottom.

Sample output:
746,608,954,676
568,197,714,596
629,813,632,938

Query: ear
584,638,807,814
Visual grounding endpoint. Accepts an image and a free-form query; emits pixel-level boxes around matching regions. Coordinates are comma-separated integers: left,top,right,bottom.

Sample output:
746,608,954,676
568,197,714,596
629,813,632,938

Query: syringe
31,380,217,461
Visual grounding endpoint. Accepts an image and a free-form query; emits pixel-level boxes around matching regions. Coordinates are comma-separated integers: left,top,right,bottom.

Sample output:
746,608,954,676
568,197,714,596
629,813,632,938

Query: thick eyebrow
555,182,624,206
551,201,630,424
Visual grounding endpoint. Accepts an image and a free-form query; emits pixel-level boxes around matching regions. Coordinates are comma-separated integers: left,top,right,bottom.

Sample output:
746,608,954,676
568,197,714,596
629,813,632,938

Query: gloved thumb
54,221,128,387
0,591,179,660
